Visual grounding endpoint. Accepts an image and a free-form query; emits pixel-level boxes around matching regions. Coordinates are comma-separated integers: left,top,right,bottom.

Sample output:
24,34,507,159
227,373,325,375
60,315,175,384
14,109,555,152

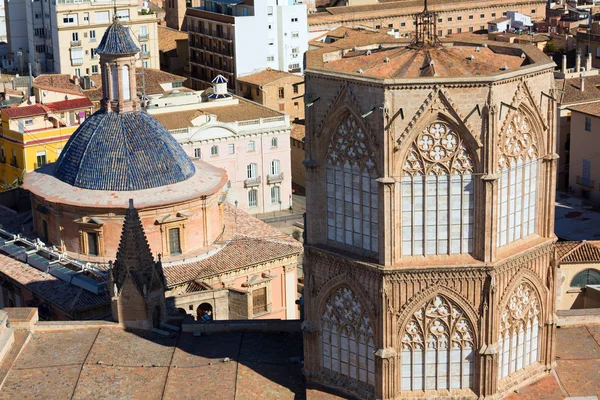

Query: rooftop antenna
410,0,440,48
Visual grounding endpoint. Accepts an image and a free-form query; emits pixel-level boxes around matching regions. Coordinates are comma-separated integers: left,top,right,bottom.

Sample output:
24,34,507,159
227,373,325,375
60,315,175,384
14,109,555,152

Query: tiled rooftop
1,97,91,119
237,69,303,87
307,28,551,80
0,253,110,313
291,121,306,141
154,109,204,130
555,73,600,105
199,98,283,123
0,328,305,400
556,240,600,263
53,110,196,191
33,74,84,96
96,19,140,55
569,102,600,118
158,25,188,52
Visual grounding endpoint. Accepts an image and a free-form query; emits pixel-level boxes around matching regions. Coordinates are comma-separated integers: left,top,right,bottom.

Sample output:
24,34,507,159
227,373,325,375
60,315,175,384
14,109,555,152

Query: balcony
141,51,150,59
71,58,83,66
576,175,595,189
71,40,82,47
0,156,5,164
244,176,261,188
10,158,18,168
90,37,97,43
139,34,149,41
267,172,284,184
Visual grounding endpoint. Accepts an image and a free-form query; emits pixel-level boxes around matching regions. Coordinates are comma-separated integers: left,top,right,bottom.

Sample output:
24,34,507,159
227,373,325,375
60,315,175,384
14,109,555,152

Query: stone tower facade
110,199,167,330
301,25,558,399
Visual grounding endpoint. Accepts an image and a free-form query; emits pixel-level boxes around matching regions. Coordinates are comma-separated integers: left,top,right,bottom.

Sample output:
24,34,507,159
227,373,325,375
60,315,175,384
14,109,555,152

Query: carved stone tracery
498,112,537,172
327,114,375,173
403,122,472,176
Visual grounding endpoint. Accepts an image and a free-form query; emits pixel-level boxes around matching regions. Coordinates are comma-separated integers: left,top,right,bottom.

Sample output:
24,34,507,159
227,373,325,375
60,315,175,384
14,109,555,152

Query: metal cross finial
113,0,118,22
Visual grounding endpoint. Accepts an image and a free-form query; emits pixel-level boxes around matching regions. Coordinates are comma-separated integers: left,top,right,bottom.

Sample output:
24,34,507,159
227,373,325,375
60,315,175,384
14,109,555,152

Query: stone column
377,177,396,266
375,347,396,399
479,272,499,397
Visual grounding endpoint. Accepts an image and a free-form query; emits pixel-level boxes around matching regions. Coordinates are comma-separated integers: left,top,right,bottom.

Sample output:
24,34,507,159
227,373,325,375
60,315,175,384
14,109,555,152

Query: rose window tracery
401,295,475,391
401,122,474,256
403,122,473,176
498,282,540,380
498,113,537,171
327,115,375,172
321,287,375,386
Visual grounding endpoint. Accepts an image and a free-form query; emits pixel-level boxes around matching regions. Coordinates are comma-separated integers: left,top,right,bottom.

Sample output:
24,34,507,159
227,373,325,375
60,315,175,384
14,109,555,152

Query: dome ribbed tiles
54,110,196,191
96,21,140,55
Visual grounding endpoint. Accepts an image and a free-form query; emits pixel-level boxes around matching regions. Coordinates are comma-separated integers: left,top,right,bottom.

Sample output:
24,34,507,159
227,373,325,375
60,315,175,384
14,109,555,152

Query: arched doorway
197,303,213,322
152,306,161,329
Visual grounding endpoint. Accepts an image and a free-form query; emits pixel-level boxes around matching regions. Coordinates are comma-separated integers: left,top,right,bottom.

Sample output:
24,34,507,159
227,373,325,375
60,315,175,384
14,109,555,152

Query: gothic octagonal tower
302,20,558,400
23,19,228,262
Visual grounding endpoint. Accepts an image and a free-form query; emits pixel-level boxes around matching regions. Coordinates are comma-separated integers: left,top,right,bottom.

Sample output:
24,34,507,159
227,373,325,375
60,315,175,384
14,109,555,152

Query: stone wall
228,289,250,319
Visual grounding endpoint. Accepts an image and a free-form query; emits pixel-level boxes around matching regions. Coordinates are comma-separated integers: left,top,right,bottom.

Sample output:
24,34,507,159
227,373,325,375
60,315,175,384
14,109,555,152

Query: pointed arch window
326,114,378,253
401,295,475,391
497,112,537,247
321,287,375,386
498,282,540,379
401,122,474,256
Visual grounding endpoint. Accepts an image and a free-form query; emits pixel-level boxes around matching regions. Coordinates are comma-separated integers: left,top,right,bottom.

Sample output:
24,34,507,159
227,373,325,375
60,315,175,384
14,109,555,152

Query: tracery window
401,122,474,256
497,113,537,247
498,282,540,380
401,295,475,391
321,287,375,386
326,114,378,253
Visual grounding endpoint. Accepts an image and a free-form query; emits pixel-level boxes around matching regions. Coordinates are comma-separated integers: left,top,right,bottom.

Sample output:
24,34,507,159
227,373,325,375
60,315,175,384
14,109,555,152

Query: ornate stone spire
111,199,165,296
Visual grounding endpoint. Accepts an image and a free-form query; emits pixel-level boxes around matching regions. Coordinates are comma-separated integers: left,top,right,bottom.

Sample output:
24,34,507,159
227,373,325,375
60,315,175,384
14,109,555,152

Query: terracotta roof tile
569,102,600,118
0,253,109,312
556,74,600,104
291,121,306,141
33,74,83,95
200,98,283,122
153,109,205,130
238,69,303,87
555,241,580,260
558,241,600,263
1,104,48,118
44,97,93,112
158,25,188,53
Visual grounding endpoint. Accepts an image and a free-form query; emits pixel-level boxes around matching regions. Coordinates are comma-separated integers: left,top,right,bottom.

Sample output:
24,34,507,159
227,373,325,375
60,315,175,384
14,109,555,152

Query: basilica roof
53,110,196,191
96,19,140,55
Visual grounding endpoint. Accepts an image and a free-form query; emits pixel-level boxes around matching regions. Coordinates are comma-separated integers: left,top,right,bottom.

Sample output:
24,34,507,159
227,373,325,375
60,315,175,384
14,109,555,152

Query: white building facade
187,0,308,91
4,0,159,75
147,77,293,214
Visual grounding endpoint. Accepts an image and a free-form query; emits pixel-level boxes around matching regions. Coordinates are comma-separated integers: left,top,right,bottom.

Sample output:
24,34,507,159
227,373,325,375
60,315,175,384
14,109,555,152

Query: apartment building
0,97,94,185
186,0,308,91
149,76,293,214
4,0,159,76
165,0,201,31
236,69,305,121
577,22,600,70
307,0,546,40
567,103,600,202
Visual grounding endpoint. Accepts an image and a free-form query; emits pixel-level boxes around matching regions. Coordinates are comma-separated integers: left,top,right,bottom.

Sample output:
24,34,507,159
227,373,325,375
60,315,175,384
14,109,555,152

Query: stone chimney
562,55,567,74
581,74,585,92
576,53,581,72
587,53,592,71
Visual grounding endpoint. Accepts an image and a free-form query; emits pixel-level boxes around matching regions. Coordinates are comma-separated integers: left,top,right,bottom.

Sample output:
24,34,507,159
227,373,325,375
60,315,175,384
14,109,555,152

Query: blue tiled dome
96,20,140,56
54,110,196,191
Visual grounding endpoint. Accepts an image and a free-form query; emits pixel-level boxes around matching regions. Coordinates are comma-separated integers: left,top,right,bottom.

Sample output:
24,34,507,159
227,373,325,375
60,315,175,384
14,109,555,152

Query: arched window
401,295,475,391
210,145,219,156
110,64,119,101
247,140,256,152
248,189,258,207
271,185,281,204
269,159,280,176
497,112,537,247
247,163,257,179
401,122,474,256
325,114,378,253
571,269,600,288
271,137,278,148
321,287,375,386
122,65,131,101
498,282,540,380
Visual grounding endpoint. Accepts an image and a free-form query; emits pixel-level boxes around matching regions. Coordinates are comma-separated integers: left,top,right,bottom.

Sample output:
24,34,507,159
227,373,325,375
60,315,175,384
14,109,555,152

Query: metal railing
10,158,18,168
141,51,150,58
71,58,83,66
139,34,148,41
71,40,82,46
576,175,595,189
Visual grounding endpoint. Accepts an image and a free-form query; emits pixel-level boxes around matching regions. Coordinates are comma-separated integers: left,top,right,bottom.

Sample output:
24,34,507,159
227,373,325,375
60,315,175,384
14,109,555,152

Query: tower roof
111,199,165,295
96,19,140,56
53,110,196,191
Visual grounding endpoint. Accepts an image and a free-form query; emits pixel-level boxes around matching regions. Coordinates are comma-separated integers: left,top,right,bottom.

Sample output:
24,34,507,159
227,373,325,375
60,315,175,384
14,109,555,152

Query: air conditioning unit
79,75,92,90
